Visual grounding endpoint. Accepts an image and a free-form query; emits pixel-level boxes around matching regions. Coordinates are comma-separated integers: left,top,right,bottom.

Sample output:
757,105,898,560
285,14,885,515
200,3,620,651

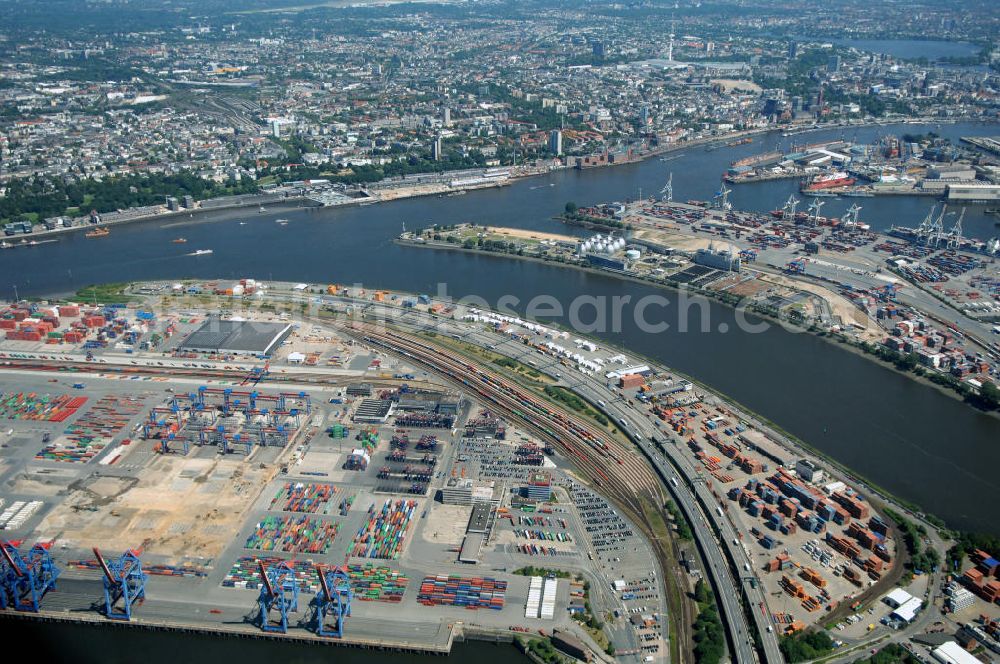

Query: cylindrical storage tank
625,249,641,260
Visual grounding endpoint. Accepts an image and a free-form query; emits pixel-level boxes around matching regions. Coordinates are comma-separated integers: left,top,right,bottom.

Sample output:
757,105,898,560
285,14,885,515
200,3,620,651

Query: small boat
239,221,247,226
258,206,266,213
276,218,288,225
172,238,188,244
85,227,110,238
191,249,213,256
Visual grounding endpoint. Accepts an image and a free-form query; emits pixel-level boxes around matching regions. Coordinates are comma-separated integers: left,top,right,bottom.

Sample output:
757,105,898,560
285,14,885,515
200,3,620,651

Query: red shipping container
0,320,15,330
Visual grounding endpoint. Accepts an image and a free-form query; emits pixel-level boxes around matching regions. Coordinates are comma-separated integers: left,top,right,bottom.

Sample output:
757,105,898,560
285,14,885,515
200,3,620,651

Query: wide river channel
2,120,998,534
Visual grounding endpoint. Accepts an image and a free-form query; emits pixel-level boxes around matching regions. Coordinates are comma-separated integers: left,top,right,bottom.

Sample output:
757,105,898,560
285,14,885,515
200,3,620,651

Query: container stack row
0,392,87,422
222,556,324,593
417,574,506,610
268,482,338,514
36,394,144,463
525,576,543,618
244,515,338,554
347,564,409,602
540,577,557,619
70,559,208,578
350,499,416,560
0,500,42,530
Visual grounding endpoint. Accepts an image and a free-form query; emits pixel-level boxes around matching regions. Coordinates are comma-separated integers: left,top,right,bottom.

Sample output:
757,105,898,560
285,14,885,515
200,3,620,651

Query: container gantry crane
311,565,352,638
256,561,299,633
94,547,147,621
0,540,60,612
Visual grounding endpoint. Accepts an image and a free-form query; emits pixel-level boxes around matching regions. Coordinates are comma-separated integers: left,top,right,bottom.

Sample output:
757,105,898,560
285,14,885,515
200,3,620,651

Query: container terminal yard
405,192,1000,395
1,282,998,664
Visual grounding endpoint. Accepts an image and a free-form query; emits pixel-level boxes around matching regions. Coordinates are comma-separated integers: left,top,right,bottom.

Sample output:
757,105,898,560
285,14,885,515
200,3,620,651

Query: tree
694,578,710,604
565,201,578,214
978,380,999,409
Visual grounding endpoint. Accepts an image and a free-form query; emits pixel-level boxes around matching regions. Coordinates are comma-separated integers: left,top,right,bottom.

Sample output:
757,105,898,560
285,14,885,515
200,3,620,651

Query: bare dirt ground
420,503,470,546
35,455,276,561
487,227,577,243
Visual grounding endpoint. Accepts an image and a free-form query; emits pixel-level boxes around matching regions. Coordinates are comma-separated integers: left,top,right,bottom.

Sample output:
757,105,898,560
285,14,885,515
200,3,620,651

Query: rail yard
0,280,956,664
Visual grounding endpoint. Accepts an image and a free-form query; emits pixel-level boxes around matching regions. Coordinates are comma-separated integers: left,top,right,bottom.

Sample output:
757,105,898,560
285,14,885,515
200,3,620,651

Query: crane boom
93,547,117,585
317,565,332,601
259,561,274,597
0,542,22,576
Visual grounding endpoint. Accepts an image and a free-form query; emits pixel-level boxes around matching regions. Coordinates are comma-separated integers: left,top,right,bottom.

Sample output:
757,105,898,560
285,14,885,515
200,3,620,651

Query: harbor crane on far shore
713,182,732,211
807,198,825,225
660,172,673,202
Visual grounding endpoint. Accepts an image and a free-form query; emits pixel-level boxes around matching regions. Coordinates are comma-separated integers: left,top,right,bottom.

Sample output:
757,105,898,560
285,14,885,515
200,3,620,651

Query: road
346,302,781,664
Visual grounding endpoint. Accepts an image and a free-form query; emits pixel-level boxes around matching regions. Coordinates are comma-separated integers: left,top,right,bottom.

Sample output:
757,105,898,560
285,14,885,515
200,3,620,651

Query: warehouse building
179,317,293,356
932,641,981,664
946,183,1000,202
353,399,394,423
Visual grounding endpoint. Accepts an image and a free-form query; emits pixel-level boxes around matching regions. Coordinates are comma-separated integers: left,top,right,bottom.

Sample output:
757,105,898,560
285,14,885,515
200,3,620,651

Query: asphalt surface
348,300,782,664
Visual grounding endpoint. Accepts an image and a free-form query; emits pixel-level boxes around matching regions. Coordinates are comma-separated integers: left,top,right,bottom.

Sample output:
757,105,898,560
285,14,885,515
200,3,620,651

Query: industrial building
795,459,824,484
884,588,923,623
693,245,741,272
523,471,553,501
440,478,503,506
179,318,293,356
945,183,1000,202
353,399,394,423
932,641,982,664
346,383,373,397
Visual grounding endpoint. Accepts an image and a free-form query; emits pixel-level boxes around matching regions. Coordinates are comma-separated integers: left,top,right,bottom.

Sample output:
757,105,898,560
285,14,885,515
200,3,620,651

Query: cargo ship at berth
84,227,110,238
800,171,856,192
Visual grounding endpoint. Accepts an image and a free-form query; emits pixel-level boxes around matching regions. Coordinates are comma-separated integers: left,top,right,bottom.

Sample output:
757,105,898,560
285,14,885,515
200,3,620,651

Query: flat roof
891,596,923,622
459,533,485,563
933,641,982,664
884,588,914,607
468,502,491,533
180,318,292,355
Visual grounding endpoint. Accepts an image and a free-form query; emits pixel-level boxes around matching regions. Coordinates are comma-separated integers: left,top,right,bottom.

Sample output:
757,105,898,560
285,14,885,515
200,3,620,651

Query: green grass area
494,355,542,379
512,567,576,579
74,283,139,304
663,499,693,540
884,507,939,576
779,629,836,663
691,578,726,664
639,494,683,664
543,385,609,426
525,637,571,663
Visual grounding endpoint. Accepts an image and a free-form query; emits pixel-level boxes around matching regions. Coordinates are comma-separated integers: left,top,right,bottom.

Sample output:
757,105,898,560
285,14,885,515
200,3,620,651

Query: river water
829,39,981,61
2,121,998,533
0,618,520,664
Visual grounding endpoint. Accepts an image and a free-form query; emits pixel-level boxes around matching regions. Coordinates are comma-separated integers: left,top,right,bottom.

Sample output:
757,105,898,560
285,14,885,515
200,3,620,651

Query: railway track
350,324,662,509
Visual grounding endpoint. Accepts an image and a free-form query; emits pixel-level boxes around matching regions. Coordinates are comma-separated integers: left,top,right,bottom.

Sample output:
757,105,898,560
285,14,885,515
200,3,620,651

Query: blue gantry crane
0,540,61,612
256,561,299,633
311,565,352,638
94,547,147,620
